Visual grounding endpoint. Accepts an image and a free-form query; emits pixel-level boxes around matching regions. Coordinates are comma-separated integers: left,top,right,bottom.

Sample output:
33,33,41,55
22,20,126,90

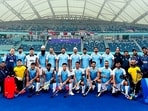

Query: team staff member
113,47,123,68
141,47,148,78
5,48,17,73
122,51,130,73
14,59,26,91
0,61,10,94
130,49,142,68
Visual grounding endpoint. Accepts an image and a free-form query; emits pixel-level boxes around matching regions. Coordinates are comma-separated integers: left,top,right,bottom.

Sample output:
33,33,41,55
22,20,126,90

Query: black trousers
15,78,23,91
130,81,141,94
0,80,4,93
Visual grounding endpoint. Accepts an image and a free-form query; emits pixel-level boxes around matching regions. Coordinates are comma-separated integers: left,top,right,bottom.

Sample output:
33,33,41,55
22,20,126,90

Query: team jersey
99,67,112,83
73,68,84,82
25,55,37,68
57,53,69,68
91,52,102,68
5,54,17,69
112,68,126,84
102,53,114,68
44,68,54,82
88,67,98,80
37,52,48,68
141,55,148,70
81,54,91,69
28,67,38,80
58,68,72,82
130,55,142,67
16,52,26,64
70,53,81,69
14,66,26,79
46,53,57,68
128,66,142,84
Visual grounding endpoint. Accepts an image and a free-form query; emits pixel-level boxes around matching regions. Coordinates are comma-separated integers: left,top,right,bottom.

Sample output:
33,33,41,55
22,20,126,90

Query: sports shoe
69,91,74,96
97,92,101,97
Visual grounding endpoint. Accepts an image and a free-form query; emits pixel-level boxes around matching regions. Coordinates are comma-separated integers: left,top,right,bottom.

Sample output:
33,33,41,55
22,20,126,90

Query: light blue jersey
91,53,102,68
46,53,57,68
16,52,26,64
37,52,47,68
73,68,84,82
81,54,91,69
0,56,2,63
113,68,126,84
70,53,81,69
102,53,114,68
89,67,98,80
99,67,112,83
28,68,37,80
44,68,54,82
57,53,69,68
58,69,71,82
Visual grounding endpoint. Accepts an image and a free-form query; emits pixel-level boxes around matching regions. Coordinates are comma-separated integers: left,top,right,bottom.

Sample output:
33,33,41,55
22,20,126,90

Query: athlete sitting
42,63,56,93
26,63,40,95
112,61,129,98
58,63,74,96
97,60,113,97
73,61,86,95
85,61,100,95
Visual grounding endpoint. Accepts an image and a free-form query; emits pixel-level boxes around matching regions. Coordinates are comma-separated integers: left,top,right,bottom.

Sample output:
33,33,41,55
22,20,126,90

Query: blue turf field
0,91,148,111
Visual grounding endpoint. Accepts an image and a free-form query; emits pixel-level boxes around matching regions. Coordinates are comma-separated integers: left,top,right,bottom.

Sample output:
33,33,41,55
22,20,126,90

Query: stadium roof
0,0,148,25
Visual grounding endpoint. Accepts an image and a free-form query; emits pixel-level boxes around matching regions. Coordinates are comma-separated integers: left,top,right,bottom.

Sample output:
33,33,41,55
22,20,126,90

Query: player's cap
41,45,45,49
132,49,137,52
30,47,34,50
18,47,23,49
17,59,22,62
73,47,77,50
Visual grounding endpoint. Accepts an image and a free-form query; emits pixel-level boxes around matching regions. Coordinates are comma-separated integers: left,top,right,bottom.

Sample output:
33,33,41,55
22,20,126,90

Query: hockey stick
113,86,132,100
15,83,33,97
28,79,53,98
72,79,82,90
83,86,92,96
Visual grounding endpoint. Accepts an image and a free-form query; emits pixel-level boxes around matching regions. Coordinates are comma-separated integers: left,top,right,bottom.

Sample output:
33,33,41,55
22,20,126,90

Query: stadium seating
136,39,148,48
46,39,81,52
0,38,19,51
84,40,105,52
20,40,44,51
108,40,141,52
1,20,148,32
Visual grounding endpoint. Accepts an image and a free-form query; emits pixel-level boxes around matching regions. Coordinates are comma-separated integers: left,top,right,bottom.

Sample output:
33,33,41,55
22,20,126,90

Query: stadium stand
83,40,106,52
20,40,44,51
108,40,141,52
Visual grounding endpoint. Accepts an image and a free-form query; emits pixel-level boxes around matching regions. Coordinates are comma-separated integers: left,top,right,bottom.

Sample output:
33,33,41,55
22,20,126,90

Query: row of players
3,45,148,73
2,58,142,98
0,45,147,97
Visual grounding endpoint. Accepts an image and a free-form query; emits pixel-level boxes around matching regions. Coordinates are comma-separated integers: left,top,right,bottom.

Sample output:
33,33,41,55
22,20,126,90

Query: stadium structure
0,0,148,55
0,1,148,111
